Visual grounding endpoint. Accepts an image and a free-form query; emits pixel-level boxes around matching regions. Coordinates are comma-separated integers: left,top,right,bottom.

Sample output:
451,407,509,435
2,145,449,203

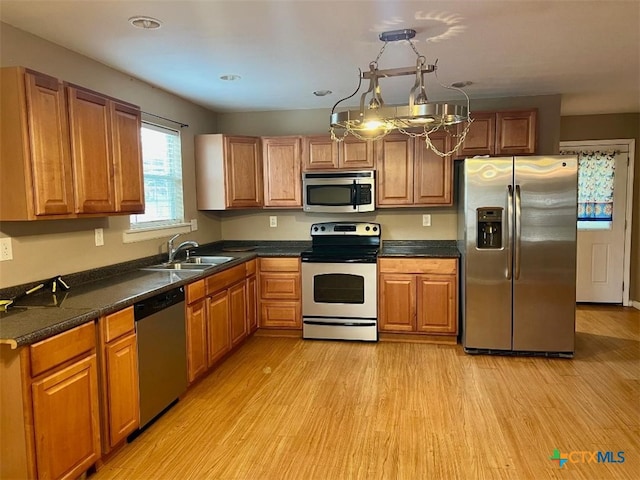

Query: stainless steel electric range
301,222,381,342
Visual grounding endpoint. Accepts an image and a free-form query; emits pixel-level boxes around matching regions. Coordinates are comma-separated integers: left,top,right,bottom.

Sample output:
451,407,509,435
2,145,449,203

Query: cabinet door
496,110,537,155
378,274,416,332
376,134,414,206
416,274,457,334
186,299,208,383
229,282,247,346
207,291,231,366
262,136,302,207
340,136,374,169
224,136,263,207
456,112,496,157
303,135,338,170
111,101,144,213
31,355,101,480
24,70,75,216
414,132,453,205
246,275,258,334
105,333,139,447
68,86,116,213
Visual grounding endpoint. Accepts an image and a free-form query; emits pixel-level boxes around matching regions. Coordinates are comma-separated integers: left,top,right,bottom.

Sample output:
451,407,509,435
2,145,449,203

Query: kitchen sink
141,255,235,272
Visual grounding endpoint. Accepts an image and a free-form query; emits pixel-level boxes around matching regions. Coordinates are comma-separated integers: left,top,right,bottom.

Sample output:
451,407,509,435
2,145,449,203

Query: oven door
301,262,377,319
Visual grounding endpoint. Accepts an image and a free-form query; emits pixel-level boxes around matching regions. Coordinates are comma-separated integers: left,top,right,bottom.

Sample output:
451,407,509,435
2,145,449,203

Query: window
131,123,184,228
576,150,616,231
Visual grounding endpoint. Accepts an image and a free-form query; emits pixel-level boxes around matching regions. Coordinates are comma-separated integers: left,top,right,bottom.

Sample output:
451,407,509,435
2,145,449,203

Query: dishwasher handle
134,287,185,321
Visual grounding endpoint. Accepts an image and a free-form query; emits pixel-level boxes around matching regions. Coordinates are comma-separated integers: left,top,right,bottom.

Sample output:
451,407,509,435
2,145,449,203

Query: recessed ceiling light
451,81,473,88
128,16,162,30
313,90,332,97
220,74,241,81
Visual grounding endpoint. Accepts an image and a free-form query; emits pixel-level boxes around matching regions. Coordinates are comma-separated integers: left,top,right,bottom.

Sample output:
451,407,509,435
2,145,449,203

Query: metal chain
372,41,388,68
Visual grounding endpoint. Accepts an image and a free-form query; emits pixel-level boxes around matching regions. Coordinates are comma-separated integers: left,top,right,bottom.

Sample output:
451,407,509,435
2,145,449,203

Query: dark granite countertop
0,239,458,349
0,241,309,349
379,240,460,258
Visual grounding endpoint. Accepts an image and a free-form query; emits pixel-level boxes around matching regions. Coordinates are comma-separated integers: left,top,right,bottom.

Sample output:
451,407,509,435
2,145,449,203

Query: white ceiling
1,0,639,116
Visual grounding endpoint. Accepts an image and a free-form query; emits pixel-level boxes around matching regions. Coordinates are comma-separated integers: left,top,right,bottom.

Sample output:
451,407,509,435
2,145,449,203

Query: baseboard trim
632,300,640,311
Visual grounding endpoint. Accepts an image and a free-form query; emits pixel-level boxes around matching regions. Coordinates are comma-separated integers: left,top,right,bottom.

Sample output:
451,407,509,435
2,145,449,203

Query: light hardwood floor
91,305,639,480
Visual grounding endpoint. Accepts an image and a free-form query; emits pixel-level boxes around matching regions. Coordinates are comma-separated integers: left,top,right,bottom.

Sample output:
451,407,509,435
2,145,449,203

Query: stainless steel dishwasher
134,286,187,429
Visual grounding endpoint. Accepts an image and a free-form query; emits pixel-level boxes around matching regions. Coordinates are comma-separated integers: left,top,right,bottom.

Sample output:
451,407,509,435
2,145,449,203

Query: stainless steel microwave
302,170,375,213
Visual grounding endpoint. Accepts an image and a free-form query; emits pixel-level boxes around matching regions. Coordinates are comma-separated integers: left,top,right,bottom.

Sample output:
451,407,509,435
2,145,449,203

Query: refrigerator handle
506,185,513,279
515,184,522,280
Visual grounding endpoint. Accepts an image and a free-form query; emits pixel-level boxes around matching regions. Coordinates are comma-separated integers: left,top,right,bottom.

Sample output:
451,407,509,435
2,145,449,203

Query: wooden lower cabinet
32,354,101,479
246,273,258,334
185,260,257,384
0,322,102,479
103,333,138,447
229,281,248,346
186,298,208,383
258,257,301,329
98,307,139,453
207,290,231,366
378,258,458,342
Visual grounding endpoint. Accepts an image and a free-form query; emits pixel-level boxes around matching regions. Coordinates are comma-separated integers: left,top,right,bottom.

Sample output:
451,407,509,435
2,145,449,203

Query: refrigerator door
463,157,513,351
512,156,577,353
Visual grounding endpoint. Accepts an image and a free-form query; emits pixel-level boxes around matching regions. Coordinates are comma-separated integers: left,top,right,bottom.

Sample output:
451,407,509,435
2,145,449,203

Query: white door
560,141,632,303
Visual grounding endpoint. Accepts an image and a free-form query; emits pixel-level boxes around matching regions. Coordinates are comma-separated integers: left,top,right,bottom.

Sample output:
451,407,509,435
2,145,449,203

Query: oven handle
303,320,377,327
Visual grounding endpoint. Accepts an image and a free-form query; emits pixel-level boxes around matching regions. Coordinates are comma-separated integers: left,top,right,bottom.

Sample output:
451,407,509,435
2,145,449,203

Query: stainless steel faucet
167,234,199,263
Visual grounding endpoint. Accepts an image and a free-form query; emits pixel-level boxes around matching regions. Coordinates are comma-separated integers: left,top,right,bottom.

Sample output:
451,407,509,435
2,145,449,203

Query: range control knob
365,226,370,231
320,226,326,231
373,226,378,232
313,226,318,232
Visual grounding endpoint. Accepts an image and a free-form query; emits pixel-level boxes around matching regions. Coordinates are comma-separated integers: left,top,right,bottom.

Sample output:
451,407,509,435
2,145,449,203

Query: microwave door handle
351,180,357,210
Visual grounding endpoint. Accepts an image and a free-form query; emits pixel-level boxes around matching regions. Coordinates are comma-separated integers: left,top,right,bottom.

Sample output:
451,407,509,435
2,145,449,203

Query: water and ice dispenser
476,208,503,249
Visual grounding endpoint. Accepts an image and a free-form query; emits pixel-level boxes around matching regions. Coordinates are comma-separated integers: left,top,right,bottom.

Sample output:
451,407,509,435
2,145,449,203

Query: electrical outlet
190,218,198,231
269,216,278,228
0,238,13,261
422,214,432,227
94,228,104,246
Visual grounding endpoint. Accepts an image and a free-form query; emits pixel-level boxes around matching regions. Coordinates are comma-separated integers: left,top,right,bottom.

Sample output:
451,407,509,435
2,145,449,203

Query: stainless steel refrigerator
457,156,578,357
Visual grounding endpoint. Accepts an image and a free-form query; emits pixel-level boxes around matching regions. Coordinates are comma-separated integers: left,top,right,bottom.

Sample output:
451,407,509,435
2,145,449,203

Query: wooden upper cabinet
456,109,537,157
303,135,374,170
1,67,144,219
0,67,75,220
496,109,537,154
111,102,144,213
414,132,453,206
340,136,375,169
303,135,338,170
456,112,496,156
195,134,263,209
376,133,414,206
262,136,302,207
225,136,263,208
67,85,117,214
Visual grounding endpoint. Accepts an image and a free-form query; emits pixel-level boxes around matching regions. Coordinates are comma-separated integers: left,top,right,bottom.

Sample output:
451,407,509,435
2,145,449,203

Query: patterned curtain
562,150,617,221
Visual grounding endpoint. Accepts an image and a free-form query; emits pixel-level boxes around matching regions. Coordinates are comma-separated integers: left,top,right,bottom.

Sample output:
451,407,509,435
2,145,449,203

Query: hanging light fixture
330,29,472,157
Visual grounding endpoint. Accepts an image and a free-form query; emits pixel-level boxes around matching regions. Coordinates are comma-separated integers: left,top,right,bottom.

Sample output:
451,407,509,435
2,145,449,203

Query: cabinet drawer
186,279,206,304
260,301,301,328
378,258,457,275
259,257,299,272
245,259,257,276
259,273,300,299
30,322,96,377
103,307,134,343
206,264,246,294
